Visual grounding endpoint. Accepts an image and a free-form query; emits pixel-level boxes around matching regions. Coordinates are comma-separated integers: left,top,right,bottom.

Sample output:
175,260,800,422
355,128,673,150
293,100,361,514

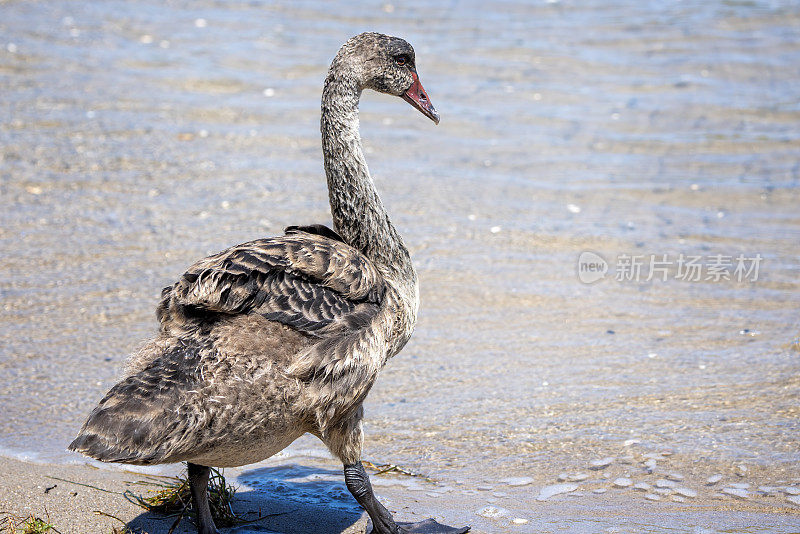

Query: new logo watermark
577,251,762,284
577,251,609,284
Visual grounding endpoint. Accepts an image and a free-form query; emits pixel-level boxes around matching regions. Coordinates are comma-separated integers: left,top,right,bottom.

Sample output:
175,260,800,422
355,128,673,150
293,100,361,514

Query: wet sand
2,0,800,532
0,453,370,534
2,447,800,534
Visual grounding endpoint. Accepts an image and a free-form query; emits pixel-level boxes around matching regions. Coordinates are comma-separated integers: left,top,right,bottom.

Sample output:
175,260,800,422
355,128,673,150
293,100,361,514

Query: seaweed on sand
0,513,59,534
362,459,435,482
123,467,242,530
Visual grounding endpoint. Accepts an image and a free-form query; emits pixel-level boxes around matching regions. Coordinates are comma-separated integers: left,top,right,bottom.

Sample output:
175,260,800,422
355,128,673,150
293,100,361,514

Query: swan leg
344,462,470,534
324,410,468,534
187,462,221,534
344,461,400,533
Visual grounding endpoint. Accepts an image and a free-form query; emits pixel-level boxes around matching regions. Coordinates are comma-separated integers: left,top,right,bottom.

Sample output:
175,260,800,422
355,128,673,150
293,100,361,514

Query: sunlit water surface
1,1,799,532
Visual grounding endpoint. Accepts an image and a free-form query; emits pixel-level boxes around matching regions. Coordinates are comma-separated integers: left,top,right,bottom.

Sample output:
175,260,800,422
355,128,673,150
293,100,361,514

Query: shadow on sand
124,464,365,534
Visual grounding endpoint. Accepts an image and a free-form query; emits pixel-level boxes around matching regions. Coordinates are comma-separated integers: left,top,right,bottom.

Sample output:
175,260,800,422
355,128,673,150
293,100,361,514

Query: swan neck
321,72,412,275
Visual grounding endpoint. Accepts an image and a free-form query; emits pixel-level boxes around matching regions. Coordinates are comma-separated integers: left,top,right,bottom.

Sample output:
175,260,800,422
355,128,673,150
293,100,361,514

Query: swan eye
395,55,409,67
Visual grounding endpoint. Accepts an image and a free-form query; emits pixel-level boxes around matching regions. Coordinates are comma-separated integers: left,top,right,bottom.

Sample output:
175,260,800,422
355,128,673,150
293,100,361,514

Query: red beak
402,70,439,125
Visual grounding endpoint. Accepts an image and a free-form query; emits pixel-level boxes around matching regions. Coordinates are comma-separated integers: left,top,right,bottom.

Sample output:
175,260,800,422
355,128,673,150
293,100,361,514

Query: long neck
320,68,413,276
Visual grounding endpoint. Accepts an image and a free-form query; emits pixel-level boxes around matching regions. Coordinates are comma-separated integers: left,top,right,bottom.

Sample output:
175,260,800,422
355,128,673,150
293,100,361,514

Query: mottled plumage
71,226,393,466
159,231,385,337
69,32,467,534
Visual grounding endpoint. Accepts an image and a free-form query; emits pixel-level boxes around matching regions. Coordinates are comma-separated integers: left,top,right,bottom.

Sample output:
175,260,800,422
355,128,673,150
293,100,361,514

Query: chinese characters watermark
577,251,762,284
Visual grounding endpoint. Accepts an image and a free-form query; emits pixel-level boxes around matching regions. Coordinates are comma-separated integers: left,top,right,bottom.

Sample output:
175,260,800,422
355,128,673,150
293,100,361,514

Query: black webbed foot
398,518,470,533
368,518,470,534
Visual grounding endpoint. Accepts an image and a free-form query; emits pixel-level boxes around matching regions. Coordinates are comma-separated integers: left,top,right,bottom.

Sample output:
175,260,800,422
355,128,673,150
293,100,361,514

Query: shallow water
1,0,799,531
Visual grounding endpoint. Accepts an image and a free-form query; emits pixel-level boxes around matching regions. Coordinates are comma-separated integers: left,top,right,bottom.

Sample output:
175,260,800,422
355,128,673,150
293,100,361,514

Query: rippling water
1,0,799,531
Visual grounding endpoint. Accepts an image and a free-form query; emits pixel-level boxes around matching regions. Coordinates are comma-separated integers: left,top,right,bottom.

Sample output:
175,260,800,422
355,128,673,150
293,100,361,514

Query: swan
69,32,469,534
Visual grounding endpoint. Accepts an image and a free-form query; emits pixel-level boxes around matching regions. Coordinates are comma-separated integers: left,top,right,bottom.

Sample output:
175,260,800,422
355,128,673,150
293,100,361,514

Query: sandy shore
0,455,175,534
0,455,375,534
2,452,800,534
0,442,486,534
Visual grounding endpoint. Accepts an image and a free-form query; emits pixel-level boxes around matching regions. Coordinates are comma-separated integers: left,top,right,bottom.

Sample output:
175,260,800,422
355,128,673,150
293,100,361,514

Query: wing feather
157,226,385,337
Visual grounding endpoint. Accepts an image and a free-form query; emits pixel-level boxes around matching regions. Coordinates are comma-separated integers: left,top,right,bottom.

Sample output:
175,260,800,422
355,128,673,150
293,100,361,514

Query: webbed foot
368,517,470,534
398,518,470,533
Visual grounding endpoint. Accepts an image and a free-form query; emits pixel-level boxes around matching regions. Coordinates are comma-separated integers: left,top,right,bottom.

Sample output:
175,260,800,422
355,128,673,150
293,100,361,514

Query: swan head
338,32,439,125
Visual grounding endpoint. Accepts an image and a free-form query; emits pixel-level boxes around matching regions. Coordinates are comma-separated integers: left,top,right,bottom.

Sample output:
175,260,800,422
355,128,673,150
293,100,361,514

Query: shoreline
0,440,483,534
0,454,374,534
2,450,800,534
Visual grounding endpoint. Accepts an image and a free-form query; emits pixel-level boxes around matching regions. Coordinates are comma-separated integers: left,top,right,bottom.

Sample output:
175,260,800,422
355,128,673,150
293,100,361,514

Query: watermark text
577,251,762,284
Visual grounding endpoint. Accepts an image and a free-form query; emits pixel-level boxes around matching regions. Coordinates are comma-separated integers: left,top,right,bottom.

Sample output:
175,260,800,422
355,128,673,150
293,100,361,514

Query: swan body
69,33,467,534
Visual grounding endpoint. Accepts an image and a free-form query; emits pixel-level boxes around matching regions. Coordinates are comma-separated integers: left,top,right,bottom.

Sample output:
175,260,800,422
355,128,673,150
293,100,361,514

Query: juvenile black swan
69,33,469,534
